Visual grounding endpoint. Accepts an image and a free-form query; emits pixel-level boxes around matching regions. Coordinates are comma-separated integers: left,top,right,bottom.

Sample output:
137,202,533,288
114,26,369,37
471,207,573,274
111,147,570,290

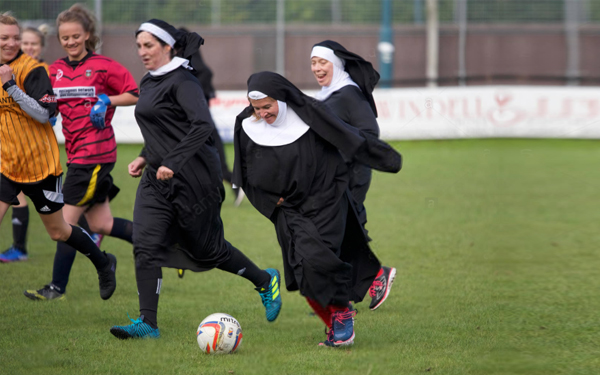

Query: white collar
148,57,192,77
242,102,310,146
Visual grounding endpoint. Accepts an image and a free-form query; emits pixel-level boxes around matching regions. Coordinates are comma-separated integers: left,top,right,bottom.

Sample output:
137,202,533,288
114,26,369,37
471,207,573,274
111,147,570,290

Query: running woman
2,23,104,263
0,24,49,263
24,4,137,300
311,41,397,310
0,12,117,300
232,71,402,346
109,20,281,339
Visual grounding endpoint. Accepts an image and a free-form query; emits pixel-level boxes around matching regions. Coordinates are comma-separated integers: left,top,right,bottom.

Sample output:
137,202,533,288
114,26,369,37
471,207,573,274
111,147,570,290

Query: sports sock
328,305,350,314
11,206,29,253
109,218,133,243
217,242,270,288
306,297,332,329
51,242,77,293
64,225,109,269
136,266,162,329
77,215,93,233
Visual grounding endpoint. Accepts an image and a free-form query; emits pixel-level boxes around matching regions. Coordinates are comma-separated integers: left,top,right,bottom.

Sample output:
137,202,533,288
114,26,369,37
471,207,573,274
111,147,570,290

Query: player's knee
47,228,67,242
88,221,110,235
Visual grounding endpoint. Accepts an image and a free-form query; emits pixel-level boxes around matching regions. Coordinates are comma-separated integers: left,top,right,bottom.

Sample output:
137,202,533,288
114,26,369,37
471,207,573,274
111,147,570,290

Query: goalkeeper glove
90,94,111,130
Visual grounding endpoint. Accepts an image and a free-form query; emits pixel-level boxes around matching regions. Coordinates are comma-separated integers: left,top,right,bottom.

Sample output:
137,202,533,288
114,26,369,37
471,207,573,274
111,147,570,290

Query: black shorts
63,163,120,207
0,173,64,214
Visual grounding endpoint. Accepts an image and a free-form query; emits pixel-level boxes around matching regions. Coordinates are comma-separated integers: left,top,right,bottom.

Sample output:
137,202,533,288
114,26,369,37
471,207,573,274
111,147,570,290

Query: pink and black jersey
50,51,138,165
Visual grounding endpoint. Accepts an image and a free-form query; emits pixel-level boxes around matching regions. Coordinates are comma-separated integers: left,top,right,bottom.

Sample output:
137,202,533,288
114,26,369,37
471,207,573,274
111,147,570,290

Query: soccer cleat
98,252,117,300
110,314,160,339
177,269,185,278
368,266,397,310
255,268,282,322
318,328,335,347
23,284,66,301
330,308,356,346
0,246,28,263
91,233,104,248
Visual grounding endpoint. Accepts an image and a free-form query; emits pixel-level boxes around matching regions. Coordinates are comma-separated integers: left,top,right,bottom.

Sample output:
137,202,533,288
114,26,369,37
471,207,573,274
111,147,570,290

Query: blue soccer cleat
256,268,282,322
0,246,28,263
318,328,335,347
110,314,160,339
331,308,356,346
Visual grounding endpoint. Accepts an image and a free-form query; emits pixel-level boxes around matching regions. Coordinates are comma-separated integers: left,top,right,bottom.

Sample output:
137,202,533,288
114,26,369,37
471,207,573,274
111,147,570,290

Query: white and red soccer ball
196,313,243,354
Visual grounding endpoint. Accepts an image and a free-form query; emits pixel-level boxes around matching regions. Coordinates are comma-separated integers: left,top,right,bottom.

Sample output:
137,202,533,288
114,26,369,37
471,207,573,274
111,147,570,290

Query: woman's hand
156,166,174,181
128,156,147,177
0,65,14,85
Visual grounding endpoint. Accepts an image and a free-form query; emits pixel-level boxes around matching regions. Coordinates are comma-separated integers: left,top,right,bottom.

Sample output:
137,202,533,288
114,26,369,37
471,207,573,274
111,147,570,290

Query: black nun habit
118,21,277,333
313,40,380,117
232,71,401,308
311,41,382,236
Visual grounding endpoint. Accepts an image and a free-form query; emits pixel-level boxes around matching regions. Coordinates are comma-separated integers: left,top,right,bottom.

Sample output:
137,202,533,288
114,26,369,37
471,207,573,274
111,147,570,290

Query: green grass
1,139,599,375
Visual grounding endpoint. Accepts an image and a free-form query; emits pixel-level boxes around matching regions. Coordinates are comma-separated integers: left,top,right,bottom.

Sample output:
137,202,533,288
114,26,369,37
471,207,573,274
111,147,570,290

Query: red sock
306,297,332,329
328,305,349,314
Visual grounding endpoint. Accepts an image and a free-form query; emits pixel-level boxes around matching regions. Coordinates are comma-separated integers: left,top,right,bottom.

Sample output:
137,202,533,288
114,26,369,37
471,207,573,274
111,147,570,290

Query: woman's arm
343,87,380,138
0,65,55,124
160,79,215,175
107,92,138,106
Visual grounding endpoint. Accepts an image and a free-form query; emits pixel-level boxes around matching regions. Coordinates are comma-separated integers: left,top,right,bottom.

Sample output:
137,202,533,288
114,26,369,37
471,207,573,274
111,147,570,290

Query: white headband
311,46,345,69
138,22,176,47
248,91,268,100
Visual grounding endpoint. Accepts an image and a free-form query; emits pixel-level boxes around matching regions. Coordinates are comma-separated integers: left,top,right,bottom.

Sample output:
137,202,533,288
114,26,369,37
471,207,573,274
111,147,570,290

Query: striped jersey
0,51,62,183
49,51,138,165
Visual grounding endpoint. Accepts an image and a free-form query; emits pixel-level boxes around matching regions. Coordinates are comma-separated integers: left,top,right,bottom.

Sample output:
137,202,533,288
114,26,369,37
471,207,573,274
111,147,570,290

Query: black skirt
132,164,231,272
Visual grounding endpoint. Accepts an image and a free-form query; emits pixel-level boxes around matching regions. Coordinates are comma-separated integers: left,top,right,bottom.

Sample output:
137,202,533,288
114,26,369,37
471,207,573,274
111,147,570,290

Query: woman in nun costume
109,20,282,340
232,71,401,347
311,40,397,311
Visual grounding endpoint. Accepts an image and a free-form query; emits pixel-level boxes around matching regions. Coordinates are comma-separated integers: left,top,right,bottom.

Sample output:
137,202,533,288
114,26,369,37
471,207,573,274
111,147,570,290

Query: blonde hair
248,96,275,121
56,4,99,51
0,11,19,27
23,24,49,47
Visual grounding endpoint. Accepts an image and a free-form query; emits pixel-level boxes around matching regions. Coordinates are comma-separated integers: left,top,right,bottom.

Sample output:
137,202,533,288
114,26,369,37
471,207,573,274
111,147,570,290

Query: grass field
1,139,599,375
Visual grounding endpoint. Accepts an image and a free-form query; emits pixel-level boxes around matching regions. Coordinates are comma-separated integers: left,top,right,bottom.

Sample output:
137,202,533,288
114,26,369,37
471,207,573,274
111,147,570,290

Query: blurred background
8,0,600,89
7,0,600,142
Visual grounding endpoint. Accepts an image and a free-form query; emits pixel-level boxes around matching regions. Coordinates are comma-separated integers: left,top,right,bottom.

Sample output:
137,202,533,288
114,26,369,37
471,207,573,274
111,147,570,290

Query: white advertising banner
53,86,600,143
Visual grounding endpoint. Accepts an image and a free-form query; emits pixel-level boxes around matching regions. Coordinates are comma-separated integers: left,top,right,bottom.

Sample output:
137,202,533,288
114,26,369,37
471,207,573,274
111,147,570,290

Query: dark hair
57,3,99,51
135,29,176,58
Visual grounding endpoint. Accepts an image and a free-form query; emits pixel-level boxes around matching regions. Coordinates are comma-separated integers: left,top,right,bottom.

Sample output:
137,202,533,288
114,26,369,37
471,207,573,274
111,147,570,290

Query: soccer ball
196,313,243,354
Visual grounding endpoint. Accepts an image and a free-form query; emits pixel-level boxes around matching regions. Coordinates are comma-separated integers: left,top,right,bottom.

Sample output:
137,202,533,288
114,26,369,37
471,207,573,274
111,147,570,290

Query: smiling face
58,21,89,61
136,31,171,71
21,30,42,60
311,56,334,87
0,24,21,64
250,97,279,125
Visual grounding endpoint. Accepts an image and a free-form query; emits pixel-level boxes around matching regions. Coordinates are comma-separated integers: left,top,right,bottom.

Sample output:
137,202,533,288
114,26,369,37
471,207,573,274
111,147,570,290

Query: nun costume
109,20,282,340
232,71,401,346
311,40,397,311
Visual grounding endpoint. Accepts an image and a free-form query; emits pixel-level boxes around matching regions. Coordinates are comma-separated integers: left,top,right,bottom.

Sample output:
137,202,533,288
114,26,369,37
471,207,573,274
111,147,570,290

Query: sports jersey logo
85,69,93,78
53,86,96,99
39,94,57,103
56,69,63,81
